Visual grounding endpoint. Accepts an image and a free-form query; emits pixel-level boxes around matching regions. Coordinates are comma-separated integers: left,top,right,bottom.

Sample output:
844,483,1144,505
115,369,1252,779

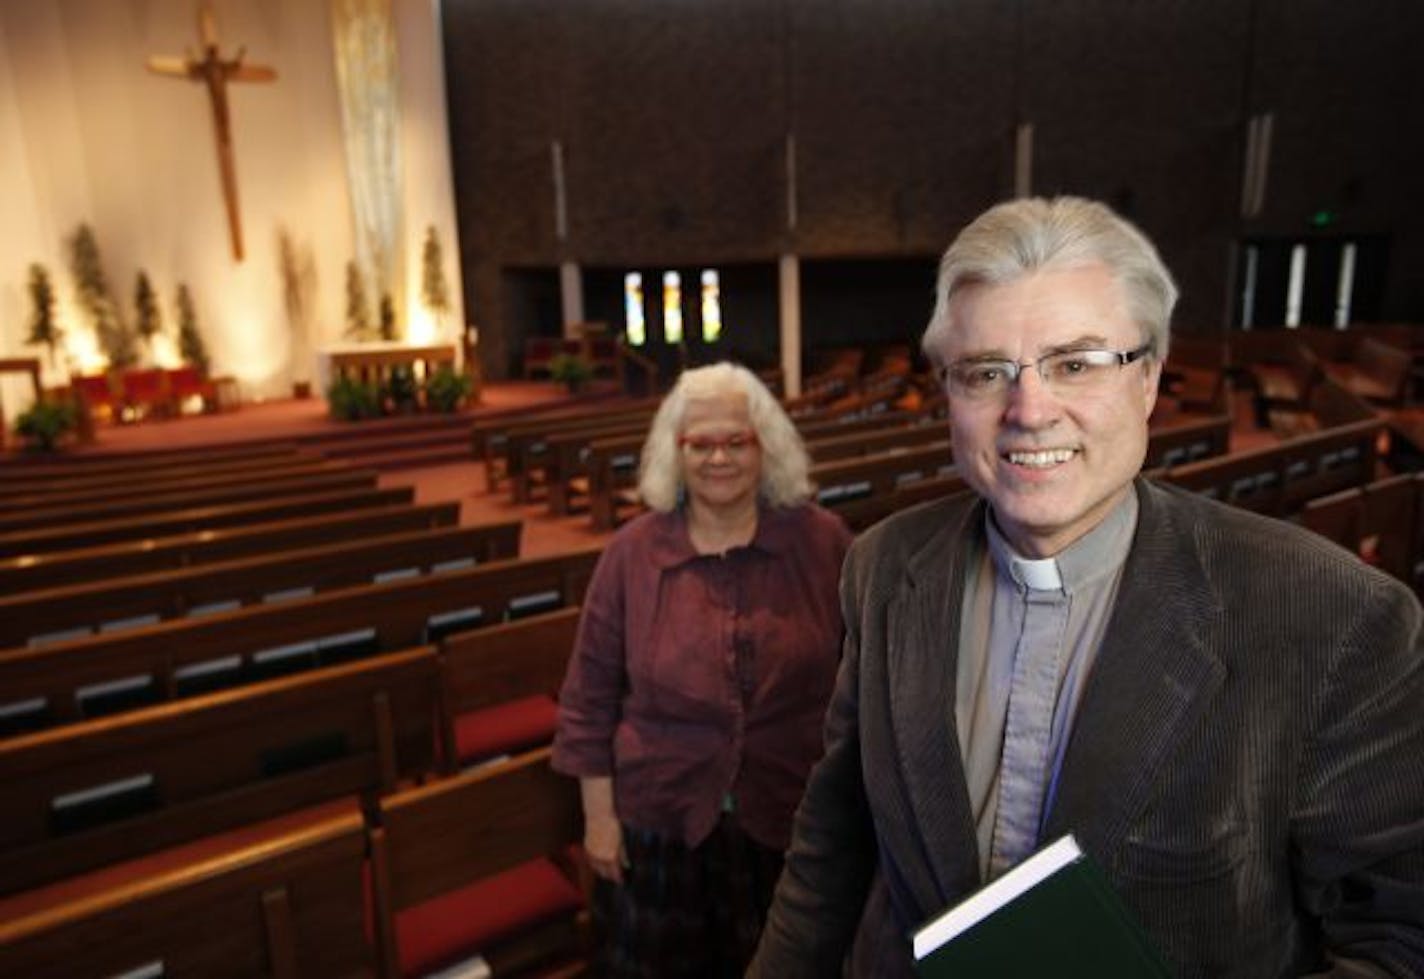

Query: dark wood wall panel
789,0,1017,257
444,0,564,264
562,0,786,265
442,0,1424,375
1020,0,1252,331
1248,0,1424,317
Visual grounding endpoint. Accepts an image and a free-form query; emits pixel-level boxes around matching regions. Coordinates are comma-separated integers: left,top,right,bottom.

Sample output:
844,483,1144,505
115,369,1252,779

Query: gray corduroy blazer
750,478,1424,979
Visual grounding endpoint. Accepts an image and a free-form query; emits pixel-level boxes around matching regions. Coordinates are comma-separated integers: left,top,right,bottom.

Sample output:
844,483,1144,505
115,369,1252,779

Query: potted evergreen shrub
550,352,593,393
15,400,78,452
425,365,472,413
326,375,381,421
383,365,419,414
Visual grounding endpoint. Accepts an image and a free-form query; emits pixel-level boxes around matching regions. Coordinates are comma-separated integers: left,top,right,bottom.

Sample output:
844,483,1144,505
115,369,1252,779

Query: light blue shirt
955,491,1138,879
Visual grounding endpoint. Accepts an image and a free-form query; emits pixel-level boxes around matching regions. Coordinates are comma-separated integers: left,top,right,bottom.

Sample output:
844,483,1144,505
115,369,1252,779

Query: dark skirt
592,815,785,979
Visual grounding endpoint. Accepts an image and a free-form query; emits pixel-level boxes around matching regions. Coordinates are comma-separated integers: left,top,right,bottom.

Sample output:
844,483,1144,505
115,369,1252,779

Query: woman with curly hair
553,361,851,978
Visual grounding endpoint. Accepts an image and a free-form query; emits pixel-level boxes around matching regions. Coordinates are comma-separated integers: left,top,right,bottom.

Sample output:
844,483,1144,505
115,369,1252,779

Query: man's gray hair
922,196,1179,363
638,361,813,512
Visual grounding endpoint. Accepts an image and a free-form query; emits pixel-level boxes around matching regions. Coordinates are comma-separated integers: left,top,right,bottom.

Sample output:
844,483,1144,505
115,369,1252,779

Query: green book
912,834,1172,978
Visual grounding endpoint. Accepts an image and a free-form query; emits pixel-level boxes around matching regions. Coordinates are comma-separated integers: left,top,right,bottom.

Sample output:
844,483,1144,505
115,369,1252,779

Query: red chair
69,372,122,438
120,367,172,420
166,365,218,413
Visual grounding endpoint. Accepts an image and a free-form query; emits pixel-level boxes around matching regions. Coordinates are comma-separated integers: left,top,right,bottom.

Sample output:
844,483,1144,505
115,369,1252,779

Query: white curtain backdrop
330,0,404,315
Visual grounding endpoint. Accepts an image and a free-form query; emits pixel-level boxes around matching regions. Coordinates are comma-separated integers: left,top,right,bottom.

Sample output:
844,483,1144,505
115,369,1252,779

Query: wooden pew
0,646,439,896
0,467,378,537
0,520,523,650
1244,338,1325,424
438,607,579,772
1268,376,1376,438
1323,336,1413,406
0,455,352,514
0,445,322,500
0,485,416,558
472,397,657,493
806,420,950,466
368,746,586,979
1162,334,1228,413
1301,472,1419,584
542,419,663,515
503,406,659,503
833,472,970,532
0,813,373,979
0,546,602,732
0,500,460,595
1144,412,1233,469
0,442,314,487
1164,418,1381,517
813,441,956,509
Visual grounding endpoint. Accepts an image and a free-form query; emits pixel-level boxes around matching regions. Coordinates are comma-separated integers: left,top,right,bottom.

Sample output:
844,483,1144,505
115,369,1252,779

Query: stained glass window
624,272,646,346
700,269,722,343
663,271,684,344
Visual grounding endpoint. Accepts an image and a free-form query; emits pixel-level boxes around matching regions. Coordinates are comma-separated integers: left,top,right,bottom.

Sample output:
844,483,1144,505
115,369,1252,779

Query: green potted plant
549,352,593,393
425,364,472,413
15,399,78,452
383,365,419,413
326,375,381,421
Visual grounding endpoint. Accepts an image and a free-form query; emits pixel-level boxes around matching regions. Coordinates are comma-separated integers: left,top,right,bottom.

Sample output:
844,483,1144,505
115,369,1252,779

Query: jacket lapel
885,497,984,909
1043,480,1227,859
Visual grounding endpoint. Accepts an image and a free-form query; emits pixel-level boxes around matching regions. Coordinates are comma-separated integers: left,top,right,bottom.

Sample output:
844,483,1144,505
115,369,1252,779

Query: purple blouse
552,503,852,850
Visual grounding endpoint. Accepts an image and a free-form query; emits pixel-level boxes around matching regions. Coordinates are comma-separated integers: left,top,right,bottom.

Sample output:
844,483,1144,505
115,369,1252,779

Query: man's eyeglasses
939,344,1153,402
678,430,759,457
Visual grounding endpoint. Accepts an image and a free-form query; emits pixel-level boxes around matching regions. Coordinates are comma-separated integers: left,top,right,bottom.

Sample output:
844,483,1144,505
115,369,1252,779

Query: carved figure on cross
147,3,276,262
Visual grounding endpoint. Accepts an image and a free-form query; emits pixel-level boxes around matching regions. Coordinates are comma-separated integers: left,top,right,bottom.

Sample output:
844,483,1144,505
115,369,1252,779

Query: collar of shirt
984,491,1139,596
643,502,799,569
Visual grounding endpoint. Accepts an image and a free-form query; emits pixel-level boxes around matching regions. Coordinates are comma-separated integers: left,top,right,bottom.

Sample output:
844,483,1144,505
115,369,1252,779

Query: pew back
0,501,460,595
0,520,522,649
0,546,602,730
0,485,416,558
0,813,373,979
369,746,584,978
0,646,439,895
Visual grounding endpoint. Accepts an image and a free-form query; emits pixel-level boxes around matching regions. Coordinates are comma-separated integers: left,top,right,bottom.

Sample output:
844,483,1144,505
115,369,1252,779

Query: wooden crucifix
147,4,276,262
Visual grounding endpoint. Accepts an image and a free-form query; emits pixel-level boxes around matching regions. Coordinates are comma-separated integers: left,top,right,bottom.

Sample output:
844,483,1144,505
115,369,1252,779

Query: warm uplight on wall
662,271,683,344
63,324,107,374
700,269,722,343
625,273,646,347
405,303,439,346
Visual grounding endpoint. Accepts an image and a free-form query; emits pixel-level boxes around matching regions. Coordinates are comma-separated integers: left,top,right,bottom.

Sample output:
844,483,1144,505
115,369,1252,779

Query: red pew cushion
453,695,558,767
395,858,583,978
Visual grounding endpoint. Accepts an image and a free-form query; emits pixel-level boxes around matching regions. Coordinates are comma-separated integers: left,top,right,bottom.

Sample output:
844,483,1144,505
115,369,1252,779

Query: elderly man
749,197,1424,978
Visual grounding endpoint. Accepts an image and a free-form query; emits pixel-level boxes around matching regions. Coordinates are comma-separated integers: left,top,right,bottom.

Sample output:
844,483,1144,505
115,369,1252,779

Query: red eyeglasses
677,430,759,455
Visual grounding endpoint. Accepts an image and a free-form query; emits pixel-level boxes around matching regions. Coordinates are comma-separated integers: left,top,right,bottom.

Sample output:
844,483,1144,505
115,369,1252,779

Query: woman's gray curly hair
638,362,813,512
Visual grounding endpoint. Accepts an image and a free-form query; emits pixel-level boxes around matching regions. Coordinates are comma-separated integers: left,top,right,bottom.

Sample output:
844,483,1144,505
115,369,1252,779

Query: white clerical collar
985,490,1139,596
1009,554,1062,591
